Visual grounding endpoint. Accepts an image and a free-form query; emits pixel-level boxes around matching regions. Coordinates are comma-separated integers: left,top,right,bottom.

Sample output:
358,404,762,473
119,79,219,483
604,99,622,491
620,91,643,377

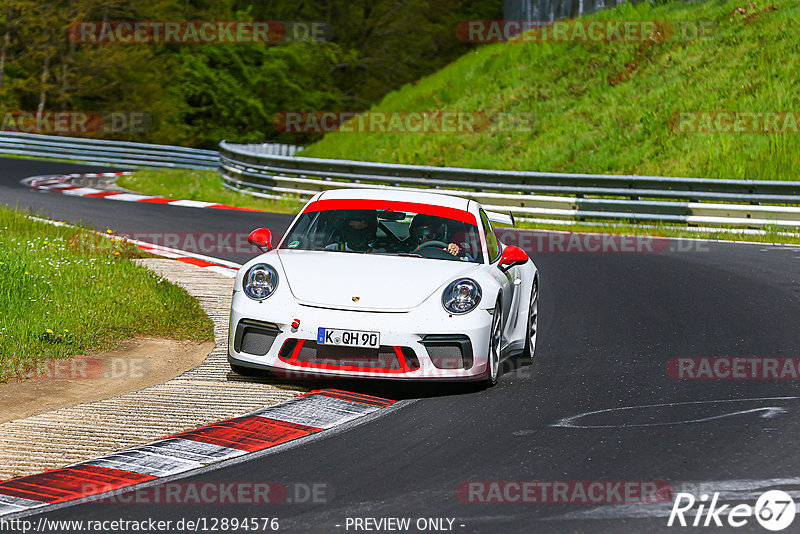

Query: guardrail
5,132,798,228
0,131,219,169
227,142,303,157
219,140,800,228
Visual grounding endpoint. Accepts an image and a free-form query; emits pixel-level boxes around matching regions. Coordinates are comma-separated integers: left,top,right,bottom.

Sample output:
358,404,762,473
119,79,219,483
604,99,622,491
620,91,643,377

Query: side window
480,210,500,262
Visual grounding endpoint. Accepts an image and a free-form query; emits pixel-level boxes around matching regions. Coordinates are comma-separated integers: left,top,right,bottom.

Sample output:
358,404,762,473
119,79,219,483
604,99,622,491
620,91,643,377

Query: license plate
317,328,380,348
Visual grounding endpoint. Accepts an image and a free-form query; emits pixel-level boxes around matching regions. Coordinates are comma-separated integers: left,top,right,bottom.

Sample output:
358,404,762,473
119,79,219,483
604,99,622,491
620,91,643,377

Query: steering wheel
413,240,449,253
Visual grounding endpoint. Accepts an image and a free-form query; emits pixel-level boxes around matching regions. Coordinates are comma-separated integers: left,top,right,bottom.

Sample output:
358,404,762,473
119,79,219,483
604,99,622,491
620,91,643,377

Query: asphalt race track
0,157,294,265
3,157,800,533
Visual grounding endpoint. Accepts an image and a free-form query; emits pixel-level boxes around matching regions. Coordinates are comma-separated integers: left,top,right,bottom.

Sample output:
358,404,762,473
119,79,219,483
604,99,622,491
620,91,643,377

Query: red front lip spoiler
278,339,418,374
228,353,488,382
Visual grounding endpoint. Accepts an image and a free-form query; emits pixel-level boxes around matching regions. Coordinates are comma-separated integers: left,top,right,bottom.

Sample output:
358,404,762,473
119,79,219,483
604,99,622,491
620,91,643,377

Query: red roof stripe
304,199,476,225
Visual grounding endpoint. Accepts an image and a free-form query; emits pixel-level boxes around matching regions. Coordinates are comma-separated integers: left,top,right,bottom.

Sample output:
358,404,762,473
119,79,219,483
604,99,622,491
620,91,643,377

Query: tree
1,0,503,144
179,40,354,147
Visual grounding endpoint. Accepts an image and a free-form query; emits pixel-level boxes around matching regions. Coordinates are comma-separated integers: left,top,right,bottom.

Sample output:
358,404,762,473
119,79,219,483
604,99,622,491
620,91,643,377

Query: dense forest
0,0,501,147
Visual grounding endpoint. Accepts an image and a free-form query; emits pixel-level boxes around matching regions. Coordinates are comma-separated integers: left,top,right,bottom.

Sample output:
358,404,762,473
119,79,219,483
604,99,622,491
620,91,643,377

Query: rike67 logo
668,490,796,531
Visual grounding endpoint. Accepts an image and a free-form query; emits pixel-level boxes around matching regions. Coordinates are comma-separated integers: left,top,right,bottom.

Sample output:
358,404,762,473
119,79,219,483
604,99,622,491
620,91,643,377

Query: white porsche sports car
228,188,538,385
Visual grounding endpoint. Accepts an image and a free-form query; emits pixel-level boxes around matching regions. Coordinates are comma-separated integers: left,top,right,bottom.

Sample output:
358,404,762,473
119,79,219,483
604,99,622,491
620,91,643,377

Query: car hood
276,250,477,311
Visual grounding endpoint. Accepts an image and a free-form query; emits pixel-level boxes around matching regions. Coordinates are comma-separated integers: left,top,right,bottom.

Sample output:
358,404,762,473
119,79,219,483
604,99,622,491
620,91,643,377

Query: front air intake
420,334,474,370
234,319,281,356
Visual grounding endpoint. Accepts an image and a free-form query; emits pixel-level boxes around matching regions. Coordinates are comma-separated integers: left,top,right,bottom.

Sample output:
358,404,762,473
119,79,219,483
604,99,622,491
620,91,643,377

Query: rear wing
485,210,515,227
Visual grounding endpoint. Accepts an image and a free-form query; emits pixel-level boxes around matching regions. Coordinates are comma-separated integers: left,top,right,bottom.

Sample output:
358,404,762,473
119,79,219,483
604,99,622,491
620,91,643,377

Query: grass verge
0,207,214,383
117,168,303,213
301,0,800,181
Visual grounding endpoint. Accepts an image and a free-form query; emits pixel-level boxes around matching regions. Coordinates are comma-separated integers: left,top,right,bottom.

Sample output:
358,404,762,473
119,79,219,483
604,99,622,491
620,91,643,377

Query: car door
479,210,516,346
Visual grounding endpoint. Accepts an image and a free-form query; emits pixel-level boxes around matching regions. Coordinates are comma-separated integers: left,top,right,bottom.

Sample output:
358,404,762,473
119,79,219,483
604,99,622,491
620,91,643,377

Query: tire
486,297,503,387
230,363,263,377
523,277,539,362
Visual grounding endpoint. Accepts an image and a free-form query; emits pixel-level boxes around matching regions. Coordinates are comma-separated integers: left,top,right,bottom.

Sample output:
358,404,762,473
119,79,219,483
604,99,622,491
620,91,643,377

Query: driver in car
326,210,377,252
408,214,469,259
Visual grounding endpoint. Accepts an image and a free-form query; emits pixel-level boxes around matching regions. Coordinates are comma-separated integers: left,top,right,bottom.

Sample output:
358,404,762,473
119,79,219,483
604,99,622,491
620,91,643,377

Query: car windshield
280,205,483,263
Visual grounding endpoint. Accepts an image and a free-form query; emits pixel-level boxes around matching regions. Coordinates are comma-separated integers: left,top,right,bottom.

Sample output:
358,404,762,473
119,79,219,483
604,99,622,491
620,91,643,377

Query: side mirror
248,228,273,252
498,245,528,271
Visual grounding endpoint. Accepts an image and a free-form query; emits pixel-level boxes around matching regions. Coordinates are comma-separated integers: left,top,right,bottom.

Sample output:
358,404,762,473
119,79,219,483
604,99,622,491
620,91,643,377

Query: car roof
316,188,473,212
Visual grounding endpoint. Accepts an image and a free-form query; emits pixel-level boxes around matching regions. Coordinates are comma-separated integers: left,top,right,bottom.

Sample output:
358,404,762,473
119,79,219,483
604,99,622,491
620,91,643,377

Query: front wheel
486,298,503,387
523,278,538,362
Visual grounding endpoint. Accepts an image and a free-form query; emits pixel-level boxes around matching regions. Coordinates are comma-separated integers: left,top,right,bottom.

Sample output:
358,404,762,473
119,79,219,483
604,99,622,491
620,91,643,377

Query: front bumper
228,291,492,381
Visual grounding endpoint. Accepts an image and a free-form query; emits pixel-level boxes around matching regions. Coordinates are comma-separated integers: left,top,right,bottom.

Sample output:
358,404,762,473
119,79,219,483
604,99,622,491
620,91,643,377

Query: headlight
442,278,482,314
243,264,279,300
